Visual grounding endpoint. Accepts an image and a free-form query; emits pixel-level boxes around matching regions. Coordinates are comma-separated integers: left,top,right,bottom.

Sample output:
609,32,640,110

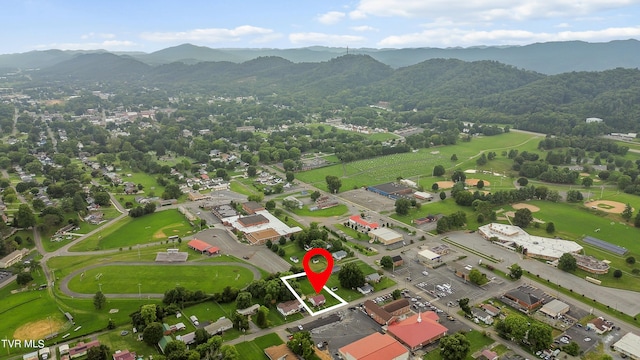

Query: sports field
66,264,255,294
70,210,193,251
297,132,541,192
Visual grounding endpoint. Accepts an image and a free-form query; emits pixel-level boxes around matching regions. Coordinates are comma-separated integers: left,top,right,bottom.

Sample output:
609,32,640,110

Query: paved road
58,261,262,298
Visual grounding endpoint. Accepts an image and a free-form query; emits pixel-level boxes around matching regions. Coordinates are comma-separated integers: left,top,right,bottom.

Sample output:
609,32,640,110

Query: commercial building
478,223,583,260
387,312,448,351
348,215,379,231
339,332,409,360
538,300,570,319
613,332,640,360
503,287,544,313
224,209,302,245
0,249,29,268
367,182,413,200
369,228,403,246
418,249,442,263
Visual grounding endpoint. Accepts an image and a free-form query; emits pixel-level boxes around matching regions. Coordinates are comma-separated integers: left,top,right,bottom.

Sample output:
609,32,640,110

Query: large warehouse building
369,227,403,245
613,332,640,360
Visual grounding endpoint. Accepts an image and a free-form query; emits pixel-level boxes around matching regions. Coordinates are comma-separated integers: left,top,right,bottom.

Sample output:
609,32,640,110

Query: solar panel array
583,236,627,255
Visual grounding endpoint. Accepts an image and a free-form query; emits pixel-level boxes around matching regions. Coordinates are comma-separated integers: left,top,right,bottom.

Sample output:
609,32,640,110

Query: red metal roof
348,215,379,229
188,239,211,252
339,332,408,360
387,312,447,349
206,246,220,254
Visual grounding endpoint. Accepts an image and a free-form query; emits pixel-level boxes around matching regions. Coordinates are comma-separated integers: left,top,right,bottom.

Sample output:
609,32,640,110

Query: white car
422,271,429,276
290,256,299,263
298,325,304,330
584,337,591,342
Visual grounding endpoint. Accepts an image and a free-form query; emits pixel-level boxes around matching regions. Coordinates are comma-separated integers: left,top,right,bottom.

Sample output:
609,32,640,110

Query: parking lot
388,253,494,307
190,228,290,273
309,309,381,359
0,270,12,281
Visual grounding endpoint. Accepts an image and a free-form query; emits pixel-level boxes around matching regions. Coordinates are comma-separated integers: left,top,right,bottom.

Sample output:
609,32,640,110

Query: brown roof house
587,317,614,334
277,300,303,317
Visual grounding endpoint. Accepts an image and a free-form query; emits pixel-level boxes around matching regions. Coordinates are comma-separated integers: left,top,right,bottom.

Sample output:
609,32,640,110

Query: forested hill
3,40,640,74
26,53,640,133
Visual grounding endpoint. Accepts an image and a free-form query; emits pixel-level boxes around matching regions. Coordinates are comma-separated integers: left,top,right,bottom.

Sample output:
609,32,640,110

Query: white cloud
349,10,367,19
34,40,137,50
353,0,640,22
289,32,366,46
317,11,346,25
81,33,116,40
377,26,640,47
140,26,275,43
555,23,571,28
351,25,378,32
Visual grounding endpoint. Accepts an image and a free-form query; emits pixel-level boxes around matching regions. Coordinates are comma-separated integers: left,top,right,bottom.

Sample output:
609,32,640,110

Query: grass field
66,264,254,294
297,132,542,192
69,210,193,251
98,325,157,358
235,332,284,359
288,204,348,217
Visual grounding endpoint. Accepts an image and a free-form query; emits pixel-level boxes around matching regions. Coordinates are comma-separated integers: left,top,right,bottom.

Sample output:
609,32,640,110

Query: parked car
422,271,429,276
298,325,304,330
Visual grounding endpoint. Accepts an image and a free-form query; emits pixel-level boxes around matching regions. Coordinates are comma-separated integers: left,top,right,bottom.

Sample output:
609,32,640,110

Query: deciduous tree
93,291,106,310
440,333,470,360
338,262,365,289
558,253,577,272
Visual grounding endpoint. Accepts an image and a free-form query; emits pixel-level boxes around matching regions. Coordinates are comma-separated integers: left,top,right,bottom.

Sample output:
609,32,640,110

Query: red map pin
303,248,334,294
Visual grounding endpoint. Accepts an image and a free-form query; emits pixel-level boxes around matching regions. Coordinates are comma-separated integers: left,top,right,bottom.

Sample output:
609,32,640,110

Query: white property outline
280,272,348,316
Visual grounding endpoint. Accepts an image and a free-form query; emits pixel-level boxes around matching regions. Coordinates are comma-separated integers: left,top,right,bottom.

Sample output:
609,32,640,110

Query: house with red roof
387,312,448,351
112,350,136,360
339,332,409,360
309,294,326,307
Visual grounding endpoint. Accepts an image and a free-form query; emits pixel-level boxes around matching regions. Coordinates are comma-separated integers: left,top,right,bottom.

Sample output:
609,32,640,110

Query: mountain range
2,40,640,75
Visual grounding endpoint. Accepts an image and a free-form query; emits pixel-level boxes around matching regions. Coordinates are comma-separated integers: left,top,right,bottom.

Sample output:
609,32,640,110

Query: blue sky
3,0,640,54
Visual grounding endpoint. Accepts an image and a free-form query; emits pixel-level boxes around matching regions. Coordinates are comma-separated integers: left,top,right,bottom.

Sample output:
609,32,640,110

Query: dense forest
13,53,638,134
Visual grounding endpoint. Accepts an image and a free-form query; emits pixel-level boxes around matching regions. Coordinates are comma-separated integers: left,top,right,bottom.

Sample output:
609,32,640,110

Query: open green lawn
297,132,541,192
289,204,348,217
236,332,283,359
66,264,254,294
0,277,155,357
69,210,193,251
392,199,480,230
98,326,157,357
41,210,125,253
230,179,259,197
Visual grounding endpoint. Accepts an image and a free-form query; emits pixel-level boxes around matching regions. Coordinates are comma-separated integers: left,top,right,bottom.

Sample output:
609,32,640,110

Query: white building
586,117,603,123
613,332,640,360
478,223,582,260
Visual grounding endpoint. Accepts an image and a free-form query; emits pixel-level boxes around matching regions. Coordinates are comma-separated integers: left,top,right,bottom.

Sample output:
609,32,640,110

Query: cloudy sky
2,0,640,54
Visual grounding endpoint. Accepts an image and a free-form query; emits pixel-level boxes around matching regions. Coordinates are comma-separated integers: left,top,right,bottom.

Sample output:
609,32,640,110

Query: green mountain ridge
2,40,640,74
17,51,640,134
